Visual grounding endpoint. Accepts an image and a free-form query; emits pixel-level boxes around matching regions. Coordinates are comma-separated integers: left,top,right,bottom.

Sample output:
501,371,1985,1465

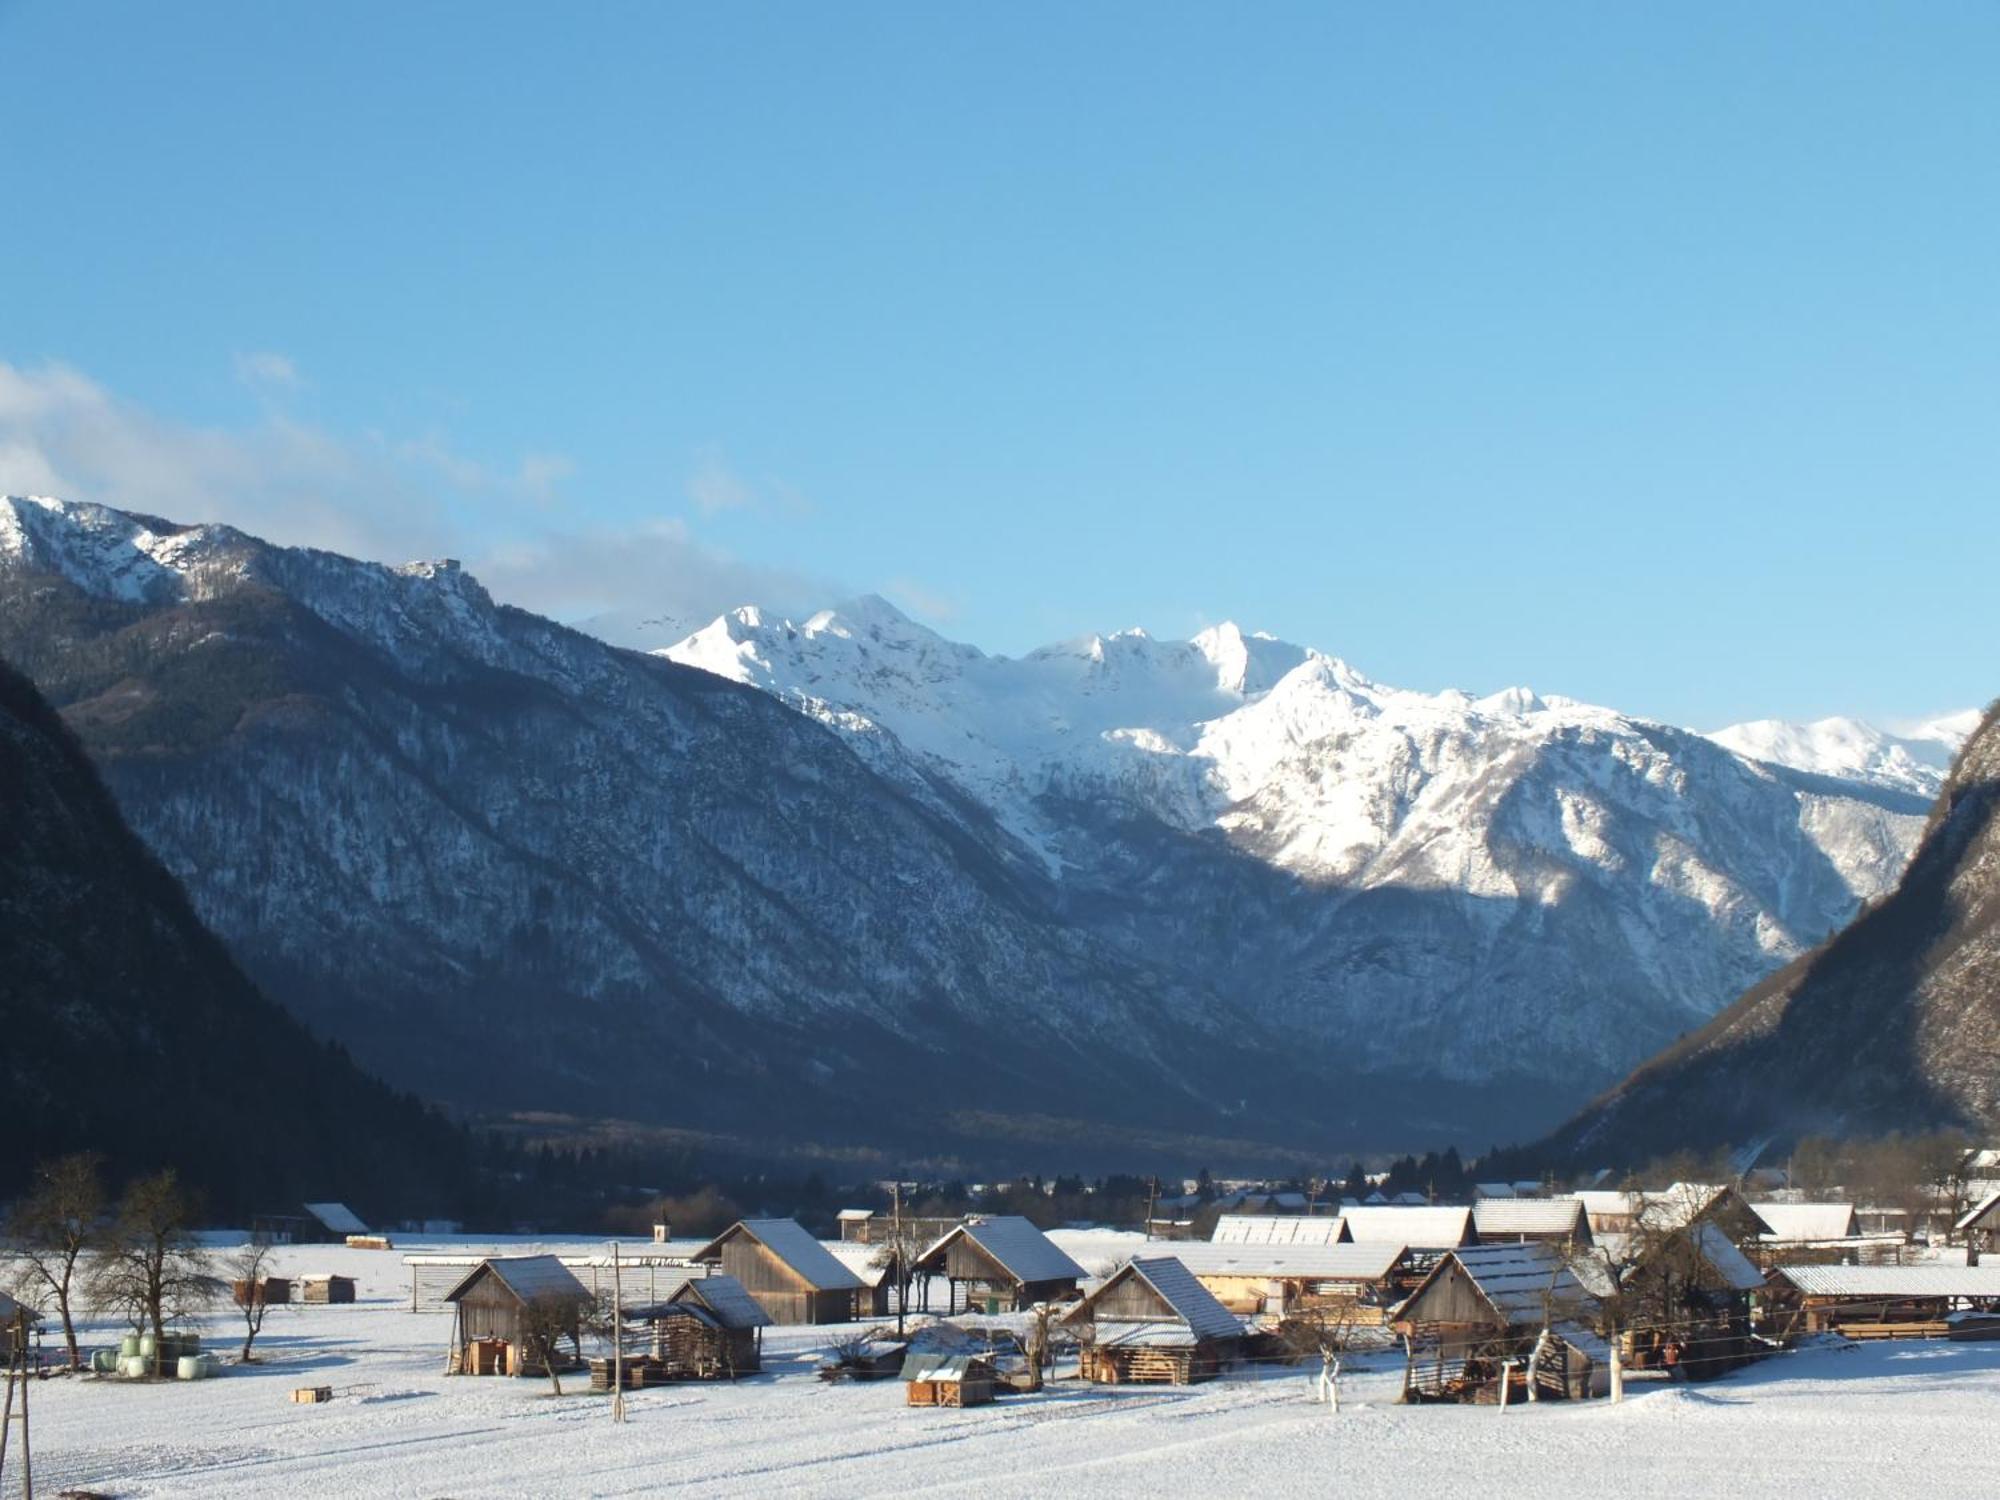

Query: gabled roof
1689,1223,1765,1293
1397,1241,1600,1328
302,1201,368,1234
1341,1205,1476,1249
902,1352,988,1382
1211,1214,1350,1246
693,1219,864,1292
1955,1188,2000,1234
1163,1241,1409,1282
0,1291,40,1325
1473,1200,1590,1239
670,1273,771,1329
443,1254,591,1307
1068,1256,1243,1343
918,1216,1085,1285
1562,1190,1638,1216
1754,1202,1861,1243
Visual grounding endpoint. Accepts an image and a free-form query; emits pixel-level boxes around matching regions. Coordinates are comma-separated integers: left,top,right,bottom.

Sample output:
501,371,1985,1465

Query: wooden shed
443,1256,593,1377
821,1241,895,1318
1956,1189,2000,1262
692,1219,867,1325
903,1352,995,1407
299,1273,356,1305
914,1216,1085,1313
1770,1263,2000,1339
1392,1241,1604,1403
617,1273,771,1381
1065,1256,1243,1385
1575,1222,1764,1378
232,1276,292,1308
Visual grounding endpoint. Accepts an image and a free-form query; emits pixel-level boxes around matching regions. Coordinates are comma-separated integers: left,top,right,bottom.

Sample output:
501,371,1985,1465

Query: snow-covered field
16,1232,1999,1498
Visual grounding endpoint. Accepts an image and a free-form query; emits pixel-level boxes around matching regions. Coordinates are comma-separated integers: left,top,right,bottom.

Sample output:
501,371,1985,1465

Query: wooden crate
291,1386,333,1404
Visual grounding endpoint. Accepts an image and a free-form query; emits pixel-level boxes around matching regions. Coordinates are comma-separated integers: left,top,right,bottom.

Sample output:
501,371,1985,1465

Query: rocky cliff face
0,649,473,1215
1542,701,2000,1164
0,495,1940,1153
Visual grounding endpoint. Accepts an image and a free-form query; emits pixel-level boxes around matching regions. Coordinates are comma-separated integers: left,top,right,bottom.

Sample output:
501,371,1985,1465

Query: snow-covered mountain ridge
1706,713,1976,798
0,494,1950,1147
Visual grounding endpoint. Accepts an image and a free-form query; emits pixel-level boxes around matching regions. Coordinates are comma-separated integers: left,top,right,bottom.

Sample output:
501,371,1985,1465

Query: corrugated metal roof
1754,1202,1860,1242
1159,1241,1408,1282
696,1219,865,1292
1211,1214,1349,1246
923,1216,1085,1285
673,1272,771,1329
444,1254,591,1306
1778,1264,2000,1298
303,1202,368,1234
1342,1205,1475,1249
1473,1200,1588,1237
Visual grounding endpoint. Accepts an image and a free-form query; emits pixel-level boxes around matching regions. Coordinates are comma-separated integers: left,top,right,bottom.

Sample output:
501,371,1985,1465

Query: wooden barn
1576,1222,1764,1378
443,1256,593,1377
1392,1241,1605,1403
692,1219,867,1325
1065,1256,1243,1385
1472,1198,1594,1249
914,1216,1086,1313
1956,1190,2000,1262
1159,1240,1413,1320
1769,1263,2000,1339
250,1201,370,1245
619,1273,771,1381
903,1352,995,1407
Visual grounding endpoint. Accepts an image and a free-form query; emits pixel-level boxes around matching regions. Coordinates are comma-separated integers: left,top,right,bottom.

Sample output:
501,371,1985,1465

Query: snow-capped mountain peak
1705,713,1975,797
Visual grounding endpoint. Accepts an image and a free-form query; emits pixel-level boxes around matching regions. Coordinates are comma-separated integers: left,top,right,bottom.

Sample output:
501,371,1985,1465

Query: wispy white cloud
687,447,757,516
0,358,839,639
886,576,962,624
233,350,300,390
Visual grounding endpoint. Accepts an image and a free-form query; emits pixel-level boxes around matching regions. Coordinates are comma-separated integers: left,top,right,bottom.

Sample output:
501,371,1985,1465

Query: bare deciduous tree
89,1169,215,1371
223,1237,282,1362
518,1292,582,1396
4,1153,106,1369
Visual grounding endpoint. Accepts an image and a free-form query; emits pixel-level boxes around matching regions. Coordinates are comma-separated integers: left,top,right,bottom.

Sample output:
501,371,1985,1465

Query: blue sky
2,2,1994,727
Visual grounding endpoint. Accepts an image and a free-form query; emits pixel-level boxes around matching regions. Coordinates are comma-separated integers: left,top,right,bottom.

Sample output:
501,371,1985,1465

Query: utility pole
0,1308,31,1500
610,1241,626,1424
1144,1177,1159,1240
892,1182,906,1337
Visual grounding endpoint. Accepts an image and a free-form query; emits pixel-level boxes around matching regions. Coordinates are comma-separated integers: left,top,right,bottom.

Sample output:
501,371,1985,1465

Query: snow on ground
17,1235,2000,1498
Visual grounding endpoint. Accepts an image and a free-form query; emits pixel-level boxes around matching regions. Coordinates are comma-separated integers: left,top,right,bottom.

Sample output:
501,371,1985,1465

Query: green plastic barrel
120,1333,141,1358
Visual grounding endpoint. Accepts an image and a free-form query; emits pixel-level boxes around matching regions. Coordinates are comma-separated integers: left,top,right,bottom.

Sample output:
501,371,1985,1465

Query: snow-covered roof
902,1352,987,1382
1341,1205,1475,1248
1778,1264,2000,1298
1090,1321,1201,1349
921,1216,1085,1285
444,1254,590,1306
1955,1189,2000,1234
303,1202,368,1234
1473,1200,1588,1238
1690,1223,1766,1293
1075,1257,1244,1343
1158,1241,1408,1282
1402,1242,1599,1326
672,1273,771,1329
836,1209,875,1221
1553,1320,1611,1364
821,1241,892,1287
1754,1202,1861,1242
1211,1214,1349,1246
1474,1183,1516,1199
695,1219,864,1292
1562,1190,1638,1216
